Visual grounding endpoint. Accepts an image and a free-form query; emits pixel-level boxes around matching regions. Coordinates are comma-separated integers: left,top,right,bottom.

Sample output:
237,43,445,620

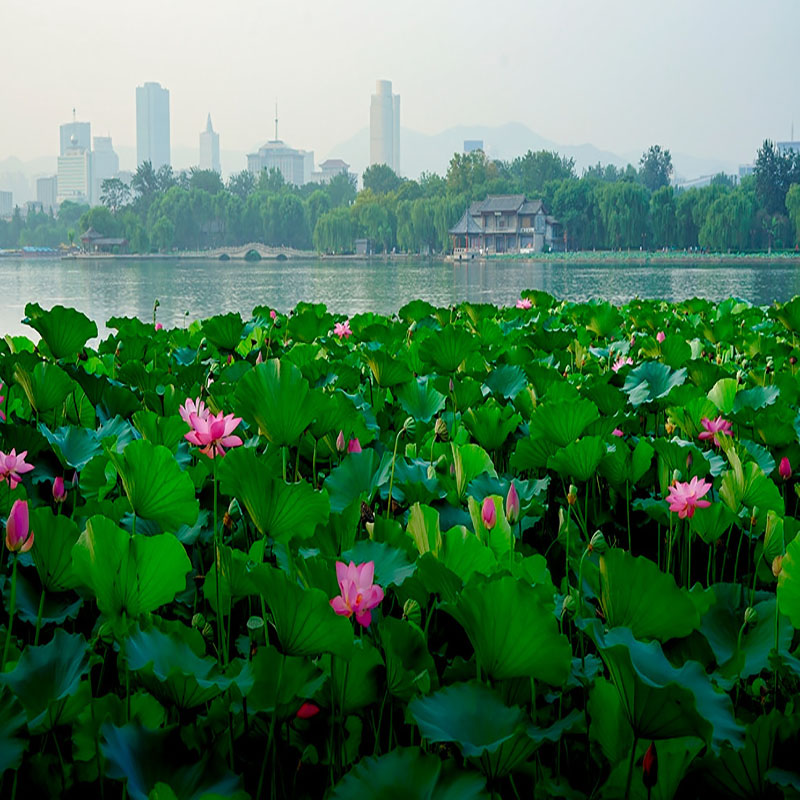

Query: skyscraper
57,134,91,204
59,113,90,156
199,114,220,173
136,82,171,169
370,80,400,174
91,136,120,205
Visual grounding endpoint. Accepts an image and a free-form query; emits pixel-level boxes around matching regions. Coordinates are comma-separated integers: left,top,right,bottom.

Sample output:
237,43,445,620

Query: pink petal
335,561,348,585
355,608,372,627
330,596,351,617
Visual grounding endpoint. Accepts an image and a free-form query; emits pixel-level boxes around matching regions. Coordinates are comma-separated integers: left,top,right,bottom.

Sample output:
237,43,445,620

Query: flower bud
4,499,33,553
772,555,784,578
656,331,666,343
588,530,608,554
672,469,682,484
505,481,521,525
643,741,658,789
448,378,454,393
348,438,362,454
779,457,792,481
336,430,346,453
481,497,497,530
52,476,67,503
434,417,449,442
791,356,798,366
270,309,277,321
744,606,758,626
567,484,578,506
296,702,320,719
561,594,576,617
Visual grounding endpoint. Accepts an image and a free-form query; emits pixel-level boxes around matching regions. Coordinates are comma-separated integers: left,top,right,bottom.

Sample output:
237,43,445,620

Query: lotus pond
4,294,800,799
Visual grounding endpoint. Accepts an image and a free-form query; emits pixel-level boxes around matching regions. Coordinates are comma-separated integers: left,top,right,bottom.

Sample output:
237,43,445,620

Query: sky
1,0,798,172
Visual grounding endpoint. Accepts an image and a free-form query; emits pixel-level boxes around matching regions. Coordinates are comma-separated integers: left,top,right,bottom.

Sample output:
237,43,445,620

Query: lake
2,255,800,337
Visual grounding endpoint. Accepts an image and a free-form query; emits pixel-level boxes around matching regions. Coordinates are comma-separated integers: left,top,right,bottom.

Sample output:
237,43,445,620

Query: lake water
2,255,800,338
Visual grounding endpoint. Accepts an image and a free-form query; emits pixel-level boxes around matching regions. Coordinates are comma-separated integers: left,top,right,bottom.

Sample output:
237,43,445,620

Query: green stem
212,458,225,665
626,481,632,553
624,736,639,800
386,430,402,518
34,586,46,646
2,556,18,670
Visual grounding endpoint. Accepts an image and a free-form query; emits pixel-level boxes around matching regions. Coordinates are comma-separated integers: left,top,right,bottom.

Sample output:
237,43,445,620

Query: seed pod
403,599,422,627
589,530,608,555
434,417,449,442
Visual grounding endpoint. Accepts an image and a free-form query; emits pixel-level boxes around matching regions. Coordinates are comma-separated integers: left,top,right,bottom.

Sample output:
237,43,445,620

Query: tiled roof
519,199,544,214
449,210,484,235
479,194,526,213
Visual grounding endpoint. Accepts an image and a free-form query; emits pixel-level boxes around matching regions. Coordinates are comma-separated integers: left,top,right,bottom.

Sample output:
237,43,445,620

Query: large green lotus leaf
72,516,191,622
342,539,416,587
528,399,599,447
599,549,700,641
107,439,199,530
246,643,324,716
777,536,800,628
0,629,90,732
462,399,521,452
23,302,97,360
406,503,443,557
325,450,391,514
246,563,353,658
396,378,446,423
380,617,437,701
100,722,246,800
623,362,687,407
331,747,488,800
38,424,101,471
0,685,26,775
202,544,256,613
421,325,478,373
770,295,800,334
660,336,693,370
443,576,571,684
201,311,244,351
600,439,655,486
689,501,738,545
467,495,513,559
288,302,334,344
588,677,633,766
329,639,383,714
734,385,780,413
131,410,187,452
399,300,437,323
509,437,558,471
591,624,743,753
234,359,316,446
30,506,81,591
452,443,496,500
441,527,498,584
218,446,329,542
416,553,463,603
14,361,75,416
708,378,739,414
6,568,81,626
483,365,528,399
720,459,784,516
392,458,446,505
124,623,251,709
362,348,413,388
548,436,607,483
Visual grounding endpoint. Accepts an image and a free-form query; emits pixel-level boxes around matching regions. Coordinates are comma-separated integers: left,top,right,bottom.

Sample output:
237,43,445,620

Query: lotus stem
386,429,402,518
1,555,18,670
34,586,46,646
624,736,639,800
626,481,632,554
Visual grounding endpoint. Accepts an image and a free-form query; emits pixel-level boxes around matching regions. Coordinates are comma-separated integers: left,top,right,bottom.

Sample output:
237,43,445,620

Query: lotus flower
336,430,346,453
612,428,624,437
184,410,243,459
53,476,67,503
505,482,520,524
666,476,712,519
611,356,633,373
179,397,209,426
347,438,362,453
155,322,163,331
270,309,277,321
5,499,33,553
516,297,532,310
656,331,666,343
334,319,352,340
482,497,497,529
779,457,791,480
0,449,34,488
296,702,320,719
330,560,384,627
0,381,5,422
698,415,732,447
643,741,658,789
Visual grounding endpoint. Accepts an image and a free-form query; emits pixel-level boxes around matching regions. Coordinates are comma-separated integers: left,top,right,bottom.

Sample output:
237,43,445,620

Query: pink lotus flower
184,410,243,459
666,476,712,519
482,497,497,529
179,397,209,426
516,298,532,310
505,482,520,524
656,331,666,343
53,476,67,503
698,416,732,447
270,309,277,321
5,499,33,553
155,322,163,331
779,457,792,480
347,438,362,453
336,430,346,453
612,356,633,373
612,428,624,437
0,381,5,422
330,560,384,627
296,702,320,719
0,449,34,488
334,319,352,340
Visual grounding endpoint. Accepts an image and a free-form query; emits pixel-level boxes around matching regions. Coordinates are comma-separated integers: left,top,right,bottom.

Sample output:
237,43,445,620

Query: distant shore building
0,191,12,219
738,164,755,179
777,141,800,157
449,195,560,255
200,114,221,173
60,115,90,156
464,140,484,153
80,226,128,254
57,135,91,205
92,136,119,205
36,176,58,212
369,80,400,174
136,82,171,169
309,158,354,185
247,140,310,186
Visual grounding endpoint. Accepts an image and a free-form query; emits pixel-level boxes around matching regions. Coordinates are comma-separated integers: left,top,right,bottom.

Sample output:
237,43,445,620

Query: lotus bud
744,607,758,626
347,438,362,454
336,430,346,453
481,497,497,530
402,416,416,437
772,555,784,578
434,417,449,442
255,351,264,365
270,309,277,321
643,741,658,789
4,499,33,553
505,481,520,525
52,476,67,503
791,356,797,366
448,378,454,393
656,331,666,343
565,485,577,507
296,702,320,719
686,452,693,471
403,599,422,627
202,622,214,639
589,530,608,555
779,457,791,481
72,471,79,487
672,469,682,484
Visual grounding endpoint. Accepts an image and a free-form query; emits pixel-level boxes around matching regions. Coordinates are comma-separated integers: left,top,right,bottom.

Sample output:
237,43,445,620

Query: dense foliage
2,141,799,255
4,294,800,798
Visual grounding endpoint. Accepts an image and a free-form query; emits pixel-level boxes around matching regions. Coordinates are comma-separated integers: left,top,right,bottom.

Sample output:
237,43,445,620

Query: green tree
307,190,331,233
78,206,119,237
551,178,600,250
754,140,800,214
597,182,650,249
100,178,131,213
638,145,673,192
362,164,402,195
510,150,575,196
313,207,354,253
786,183,800,246
151,216,174,251
326,171,357,207
189,168,224,194
649,186,676,248
698,187,757,251
258,167,285,194
226,170,256,200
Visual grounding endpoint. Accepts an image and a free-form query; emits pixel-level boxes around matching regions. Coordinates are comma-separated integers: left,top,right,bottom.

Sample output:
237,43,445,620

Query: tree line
1,141,799,254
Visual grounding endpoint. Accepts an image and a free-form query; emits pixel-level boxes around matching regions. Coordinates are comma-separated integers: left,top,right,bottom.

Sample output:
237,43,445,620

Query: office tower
370,79,400,174
92,136,119,204
36,176,58,211
199,114,221,173
60,113,91,156
136,82,171,169
57,135,91,204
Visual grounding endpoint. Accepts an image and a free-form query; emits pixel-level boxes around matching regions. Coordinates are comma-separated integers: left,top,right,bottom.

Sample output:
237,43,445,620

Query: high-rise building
60,115,91,156
370,80,400,174
246,108,310,186
199,114,221,173
36,176,58,212
0,191,12,218
57,135,91,204
136,82,171,169
92,136,119,205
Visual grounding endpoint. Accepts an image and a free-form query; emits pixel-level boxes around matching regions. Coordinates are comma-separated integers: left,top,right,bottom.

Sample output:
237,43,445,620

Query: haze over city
1,0,798,185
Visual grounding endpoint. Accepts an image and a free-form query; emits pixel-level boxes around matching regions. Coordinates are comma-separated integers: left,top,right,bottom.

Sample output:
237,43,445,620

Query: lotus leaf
23,302,97,360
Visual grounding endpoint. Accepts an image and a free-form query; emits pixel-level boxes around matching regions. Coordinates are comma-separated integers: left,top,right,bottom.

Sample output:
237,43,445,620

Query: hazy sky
1,0,798,168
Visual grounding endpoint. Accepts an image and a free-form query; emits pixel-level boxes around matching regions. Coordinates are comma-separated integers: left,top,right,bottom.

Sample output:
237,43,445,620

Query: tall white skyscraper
370,80,400,174
136,82,171,169
60,113,90,156
57,135,91,204
92,136,120,204
199,114,220,173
